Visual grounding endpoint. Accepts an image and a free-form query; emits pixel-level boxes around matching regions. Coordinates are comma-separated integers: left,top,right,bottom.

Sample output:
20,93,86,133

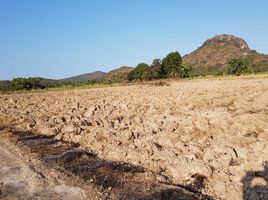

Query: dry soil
0,78,268,200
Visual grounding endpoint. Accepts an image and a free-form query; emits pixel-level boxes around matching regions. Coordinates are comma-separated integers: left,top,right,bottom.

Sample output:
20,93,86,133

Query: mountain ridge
60,71,107,83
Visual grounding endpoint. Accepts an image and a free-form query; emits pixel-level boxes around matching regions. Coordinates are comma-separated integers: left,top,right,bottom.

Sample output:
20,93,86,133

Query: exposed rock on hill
183,34,268,71
203,34,249,50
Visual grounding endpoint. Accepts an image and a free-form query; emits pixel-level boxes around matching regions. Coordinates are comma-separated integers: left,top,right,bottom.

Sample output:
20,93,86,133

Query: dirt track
0,78,268,199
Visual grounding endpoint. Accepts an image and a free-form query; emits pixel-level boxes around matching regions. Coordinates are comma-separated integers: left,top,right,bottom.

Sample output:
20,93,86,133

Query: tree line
0,78,50,92
127,52,263,81
0,78,99,92
127,52,189,81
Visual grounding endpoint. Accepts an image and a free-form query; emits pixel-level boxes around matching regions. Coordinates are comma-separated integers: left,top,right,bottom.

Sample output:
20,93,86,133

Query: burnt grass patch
7,129,212,200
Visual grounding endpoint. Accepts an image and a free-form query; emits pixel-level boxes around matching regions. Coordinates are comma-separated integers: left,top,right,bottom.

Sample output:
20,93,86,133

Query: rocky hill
183,34,268,72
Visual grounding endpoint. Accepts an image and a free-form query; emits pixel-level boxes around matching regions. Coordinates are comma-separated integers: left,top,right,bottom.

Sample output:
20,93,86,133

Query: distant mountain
58,67,134,84
183,34,268,72
60,71,107,83
103,66,133,83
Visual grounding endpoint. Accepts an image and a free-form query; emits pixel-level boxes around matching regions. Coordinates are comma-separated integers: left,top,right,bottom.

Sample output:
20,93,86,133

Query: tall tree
127,63,152,81
150,59,163,79
162,52,184,78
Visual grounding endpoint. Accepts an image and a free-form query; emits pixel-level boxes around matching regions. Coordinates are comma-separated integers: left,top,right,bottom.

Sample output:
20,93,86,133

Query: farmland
0,78,267,199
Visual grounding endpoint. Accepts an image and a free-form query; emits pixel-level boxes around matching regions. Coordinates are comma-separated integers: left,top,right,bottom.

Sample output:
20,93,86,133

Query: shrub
226,57,252,76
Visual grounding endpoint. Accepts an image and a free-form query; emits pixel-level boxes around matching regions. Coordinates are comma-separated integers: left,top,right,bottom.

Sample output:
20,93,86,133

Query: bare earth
0,78,268,200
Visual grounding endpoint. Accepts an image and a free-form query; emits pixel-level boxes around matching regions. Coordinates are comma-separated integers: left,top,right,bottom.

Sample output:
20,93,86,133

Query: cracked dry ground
0,78,268,200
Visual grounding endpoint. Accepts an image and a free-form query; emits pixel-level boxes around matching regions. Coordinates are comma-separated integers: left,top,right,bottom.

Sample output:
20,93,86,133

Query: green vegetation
189,73,268,81
127,51,188,81
162,52,188,78
0,77,109,93
127,63,152,81
251,62,268,73
126,52,267,81
0,78,57,92
150,59,163,79
188,66,223,77
226,57,252,76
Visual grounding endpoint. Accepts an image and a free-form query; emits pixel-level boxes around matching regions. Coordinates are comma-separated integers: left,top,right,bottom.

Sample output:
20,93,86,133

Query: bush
226,57,252,76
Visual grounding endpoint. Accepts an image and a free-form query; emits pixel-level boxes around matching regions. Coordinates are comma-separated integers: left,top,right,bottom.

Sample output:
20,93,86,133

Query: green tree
28,78,46,89
12,78,31,90
226,57,252,76
0,81,12,92
127,63,152,81
150,59,164,79
9,77,48,91
162,52,185,78
127,70,135,81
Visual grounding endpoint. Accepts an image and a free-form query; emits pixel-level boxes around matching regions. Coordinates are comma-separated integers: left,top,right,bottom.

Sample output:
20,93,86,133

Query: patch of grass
187,72,268,81
0,83,112,94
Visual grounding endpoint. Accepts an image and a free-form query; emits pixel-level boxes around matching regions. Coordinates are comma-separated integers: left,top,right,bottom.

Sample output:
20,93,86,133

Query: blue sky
0,0,267,80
